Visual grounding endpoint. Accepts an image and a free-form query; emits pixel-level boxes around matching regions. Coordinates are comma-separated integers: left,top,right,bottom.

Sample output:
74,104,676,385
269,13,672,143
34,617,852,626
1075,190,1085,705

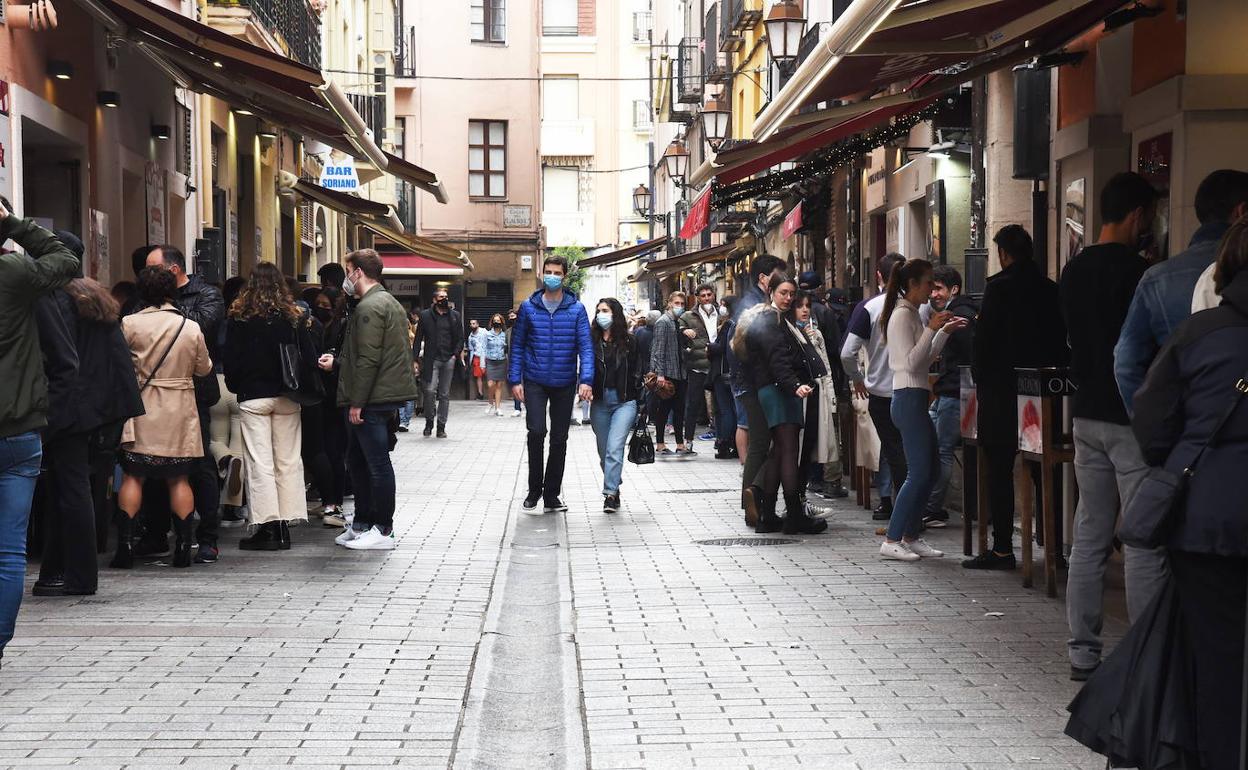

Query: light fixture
151,124,171,140
926,140,955,159
258,125,278,141
47,60,73,80
700,97,731,151
97,90,121,108
776,160,797,173
763,0,807,65
632,184,652,217
661,139,689,183
212,60,224,69
233,107,254,117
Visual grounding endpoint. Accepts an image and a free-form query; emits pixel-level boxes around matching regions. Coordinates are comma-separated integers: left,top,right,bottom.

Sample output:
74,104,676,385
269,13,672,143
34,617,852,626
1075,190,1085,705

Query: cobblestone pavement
3,402,1115,769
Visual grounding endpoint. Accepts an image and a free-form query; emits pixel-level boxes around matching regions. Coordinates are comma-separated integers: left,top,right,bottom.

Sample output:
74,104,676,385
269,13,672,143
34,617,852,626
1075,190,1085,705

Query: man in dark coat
140,245,225,563
413,287,464,438
963,225,1067,572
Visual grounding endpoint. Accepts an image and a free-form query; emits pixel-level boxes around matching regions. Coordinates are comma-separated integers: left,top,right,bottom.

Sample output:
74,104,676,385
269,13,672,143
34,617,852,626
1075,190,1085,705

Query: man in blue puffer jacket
509,254,595,512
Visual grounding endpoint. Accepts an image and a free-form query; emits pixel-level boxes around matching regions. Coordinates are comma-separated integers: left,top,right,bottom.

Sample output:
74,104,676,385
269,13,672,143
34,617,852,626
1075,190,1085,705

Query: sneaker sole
343,541,396,551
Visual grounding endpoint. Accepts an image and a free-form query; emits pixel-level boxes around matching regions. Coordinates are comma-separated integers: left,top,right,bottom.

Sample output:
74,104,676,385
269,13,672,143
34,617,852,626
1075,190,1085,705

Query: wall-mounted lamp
258,126,278,141
47,60,73,80
97,90,121,108
233,107,254,117
151,124,171,140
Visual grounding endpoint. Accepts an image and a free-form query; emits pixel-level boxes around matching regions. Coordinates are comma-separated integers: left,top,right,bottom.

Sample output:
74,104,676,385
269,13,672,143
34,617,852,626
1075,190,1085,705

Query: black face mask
313,307,333,323
493,322,503,329
436,298,449,307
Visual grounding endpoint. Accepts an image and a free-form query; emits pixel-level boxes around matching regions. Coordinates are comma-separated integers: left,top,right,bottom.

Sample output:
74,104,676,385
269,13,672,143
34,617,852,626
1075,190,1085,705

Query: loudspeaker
1012,66,1050,180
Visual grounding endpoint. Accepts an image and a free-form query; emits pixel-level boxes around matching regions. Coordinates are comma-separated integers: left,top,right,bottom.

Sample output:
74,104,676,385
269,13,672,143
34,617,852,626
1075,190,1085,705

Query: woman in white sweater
879,258,968,562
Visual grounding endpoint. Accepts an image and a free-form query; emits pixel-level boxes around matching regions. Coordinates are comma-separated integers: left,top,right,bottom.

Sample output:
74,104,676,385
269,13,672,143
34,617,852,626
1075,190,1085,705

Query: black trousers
867,394,907,500
301,401,335,506
524,382,575,501
800,386,820,484
37,433,97,592
740,390,770,496
684,371,709,437
321,402,349,507
652,379,688,444
1171,550,1246,770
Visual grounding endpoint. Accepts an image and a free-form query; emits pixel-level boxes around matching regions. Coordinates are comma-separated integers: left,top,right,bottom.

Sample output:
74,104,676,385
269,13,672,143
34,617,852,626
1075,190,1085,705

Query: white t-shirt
1192,262,1219,313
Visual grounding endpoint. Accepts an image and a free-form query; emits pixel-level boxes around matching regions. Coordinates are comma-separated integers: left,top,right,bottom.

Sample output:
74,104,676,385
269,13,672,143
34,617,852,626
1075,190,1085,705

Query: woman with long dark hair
740,274,828,534
589,298,641,513
222,262,319,550
114,267,213,569
878,258,966,561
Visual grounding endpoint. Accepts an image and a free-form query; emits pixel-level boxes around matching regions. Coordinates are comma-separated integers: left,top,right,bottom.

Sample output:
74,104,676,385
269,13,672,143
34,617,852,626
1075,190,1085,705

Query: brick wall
577,0,594,36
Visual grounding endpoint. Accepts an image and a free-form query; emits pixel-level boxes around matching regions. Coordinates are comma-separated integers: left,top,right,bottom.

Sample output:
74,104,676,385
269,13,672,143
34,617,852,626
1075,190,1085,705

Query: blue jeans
345,407,398,532
590,389,638,496
887,389,939,541
0,432,42,652
399,401,415,427
713,377,737,448
925,395,960,513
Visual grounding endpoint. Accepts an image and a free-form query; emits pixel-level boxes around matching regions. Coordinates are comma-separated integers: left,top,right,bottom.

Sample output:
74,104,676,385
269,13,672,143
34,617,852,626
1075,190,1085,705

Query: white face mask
342,272,356,296
701,303,715,314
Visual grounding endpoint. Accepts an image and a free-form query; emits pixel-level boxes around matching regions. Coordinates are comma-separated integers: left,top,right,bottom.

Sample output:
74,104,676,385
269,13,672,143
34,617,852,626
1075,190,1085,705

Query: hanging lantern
661,139,690,182
764,0,807,64
701,97,731,151
632,184,652,217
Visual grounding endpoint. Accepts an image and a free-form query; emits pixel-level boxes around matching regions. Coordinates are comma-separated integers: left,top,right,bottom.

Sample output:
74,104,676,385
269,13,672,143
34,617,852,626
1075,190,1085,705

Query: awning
73,0,447,202
640,243,735,279
753,0,1130,140
579,236,669,269
379,253,464,277
281,173,393,220
355,218,474,271
382,151,450,205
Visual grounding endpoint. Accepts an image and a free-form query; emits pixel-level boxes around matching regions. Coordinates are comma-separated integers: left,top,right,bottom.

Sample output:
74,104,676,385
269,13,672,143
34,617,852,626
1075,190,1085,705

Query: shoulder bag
627,402,655,465
1119,369,1248,549
280,318,326,406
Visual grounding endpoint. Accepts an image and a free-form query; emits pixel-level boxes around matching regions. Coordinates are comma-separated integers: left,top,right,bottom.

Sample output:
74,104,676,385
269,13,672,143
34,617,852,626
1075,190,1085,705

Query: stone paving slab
1,402,1116,768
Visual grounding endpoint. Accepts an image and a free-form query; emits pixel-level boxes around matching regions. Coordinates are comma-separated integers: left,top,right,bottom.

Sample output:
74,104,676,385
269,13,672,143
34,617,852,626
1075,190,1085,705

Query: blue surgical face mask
542,274,563,291
672,306,685,317
796,319,809,329
595,312,613,330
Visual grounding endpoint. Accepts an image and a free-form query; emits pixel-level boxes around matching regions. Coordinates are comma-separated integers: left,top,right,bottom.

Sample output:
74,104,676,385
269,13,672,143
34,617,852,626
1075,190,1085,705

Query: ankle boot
172,516,193,568
276,521,292,550
783,494,828,535
742,485,762,528
755,492,784,533
110,514,135,569
239,522,281,551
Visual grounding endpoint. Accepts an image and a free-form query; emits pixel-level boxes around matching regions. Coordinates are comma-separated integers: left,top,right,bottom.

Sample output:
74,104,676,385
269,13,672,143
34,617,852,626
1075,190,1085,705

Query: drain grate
669,488,733,494
696,537,800,547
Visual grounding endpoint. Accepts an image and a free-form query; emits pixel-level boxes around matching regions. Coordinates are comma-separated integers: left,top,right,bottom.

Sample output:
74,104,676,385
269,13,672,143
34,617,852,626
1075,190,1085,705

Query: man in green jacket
317,248,419,551
0,198,80,661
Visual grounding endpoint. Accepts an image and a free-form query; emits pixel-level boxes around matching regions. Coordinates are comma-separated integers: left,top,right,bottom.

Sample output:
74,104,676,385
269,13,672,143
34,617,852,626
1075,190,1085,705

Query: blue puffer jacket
508,289,594,388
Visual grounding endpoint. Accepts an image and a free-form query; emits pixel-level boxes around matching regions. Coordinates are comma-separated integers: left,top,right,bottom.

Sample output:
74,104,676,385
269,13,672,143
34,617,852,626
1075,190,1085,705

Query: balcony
541,118,595,157
206,0,322,69
632,100,653,133
719,0,743,52
632,11,651,43
346,92,386,145
676,37,703,105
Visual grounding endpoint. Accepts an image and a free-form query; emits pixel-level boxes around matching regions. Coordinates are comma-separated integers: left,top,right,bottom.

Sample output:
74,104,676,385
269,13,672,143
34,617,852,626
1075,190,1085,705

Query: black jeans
652,378,688,445
301,401,334,506
740,390,770,495
37,433,96,592
867,394,907,501
191,407,219,545
523,381,575,501
345,406,398,531
321,402,348,507
684,371,709,437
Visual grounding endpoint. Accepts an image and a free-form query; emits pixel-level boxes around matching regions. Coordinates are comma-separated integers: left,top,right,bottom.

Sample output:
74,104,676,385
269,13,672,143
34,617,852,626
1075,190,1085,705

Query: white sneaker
335,526,362,546
906,538,944,558
343,526,397,550
510,409,523,418
880,541,920,562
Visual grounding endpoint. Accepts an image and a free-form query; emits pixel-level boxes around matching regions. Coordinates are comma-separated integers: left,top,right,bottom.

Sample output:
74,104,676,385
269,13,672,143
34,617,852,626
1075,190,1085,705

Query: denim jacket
1114,221,1230,415
483,329,508,361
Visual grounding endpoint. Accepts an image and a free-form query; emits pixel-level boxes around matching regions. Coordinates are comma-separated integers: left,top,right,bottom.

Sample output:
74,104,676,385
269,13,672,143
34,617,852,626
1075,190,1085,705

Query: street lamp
701,97,731,151
764,0,807,66
632,184,653,218
661,139,690,183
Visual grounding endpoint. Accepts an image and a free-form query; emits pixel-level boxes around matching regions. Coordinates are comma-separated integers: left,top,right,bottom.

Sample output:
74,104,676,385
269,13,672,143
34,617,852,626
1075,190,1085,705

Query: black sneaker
871,500,893,521
220,506,246,528
921,510,949,529
132,535,171,558
603,494,620,513
436,426,447,439
824,480,849,498
422,423,434,437
544,497,568,513
522,496,540,511
1070,663,1099,682
396,425,410,433
961,551,1017,571
194,543,219,564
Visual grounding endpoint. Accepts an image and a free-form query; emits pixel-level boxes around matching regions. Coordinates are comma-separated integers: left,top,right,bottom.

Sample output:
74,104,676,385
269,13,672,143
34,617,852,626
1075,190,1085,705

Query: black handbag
280,320,325,407
1119,370,1248,549
627,404,655,465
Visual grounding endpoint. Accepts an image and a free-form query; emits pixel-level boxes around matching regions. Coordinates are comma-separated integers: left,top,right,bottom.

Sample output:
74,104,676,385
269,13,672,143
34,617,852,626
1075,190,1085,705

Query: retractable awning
282,173,393,220
639,243,735,280
379,253,464,277
753,0,1130,140
355,218,474,271
73,0,447,200
578,236,669,269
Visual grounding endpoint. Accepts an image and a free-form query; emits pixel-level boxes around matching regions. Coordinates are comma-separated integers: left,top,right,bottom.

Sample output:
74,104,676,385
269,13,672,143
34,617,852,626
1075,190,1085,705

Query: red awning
379,253,465,276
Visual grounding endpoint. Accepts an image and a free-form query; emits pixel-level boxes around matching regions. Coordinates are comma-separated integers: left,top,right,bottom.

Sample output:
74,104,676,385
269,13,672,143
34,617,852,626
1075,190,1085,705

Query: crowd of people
0,166,1246,766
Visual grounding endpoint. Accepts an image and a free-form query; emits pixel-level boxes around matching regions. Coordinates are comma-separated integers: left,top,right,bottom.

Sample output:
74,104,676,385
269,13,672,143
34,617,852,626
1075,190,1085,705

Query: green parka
337,284,420,407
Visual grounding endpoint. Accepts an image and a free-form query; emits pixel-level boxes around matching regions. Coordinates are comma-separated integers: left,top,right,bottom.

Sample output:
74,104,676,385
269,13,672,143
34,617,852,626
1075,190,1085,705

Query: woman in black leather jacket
589,298,641,513
741,274,827,535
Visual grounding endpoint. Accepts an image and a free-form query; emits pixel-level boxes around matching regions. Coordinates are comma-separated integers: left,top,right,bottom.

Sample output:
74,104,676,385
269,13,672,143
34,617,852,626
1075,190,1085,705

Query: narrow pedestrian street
5,406,1112,769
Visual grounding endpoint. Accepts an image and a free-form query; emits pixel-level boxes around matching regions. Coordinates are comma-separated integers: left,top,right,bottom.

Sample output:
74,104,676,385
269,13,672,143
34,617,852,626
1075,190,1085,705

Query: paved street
3,404,1115,769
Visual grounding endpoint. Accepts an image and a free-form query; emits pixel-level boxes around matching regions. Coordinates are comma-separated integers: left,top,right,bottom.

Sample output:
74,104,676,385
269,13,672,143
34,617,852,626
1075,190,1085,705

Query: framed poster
144,163,166,245
88,209,109,285
228,211,239,278
1064,177,1085,265
925,180,945,264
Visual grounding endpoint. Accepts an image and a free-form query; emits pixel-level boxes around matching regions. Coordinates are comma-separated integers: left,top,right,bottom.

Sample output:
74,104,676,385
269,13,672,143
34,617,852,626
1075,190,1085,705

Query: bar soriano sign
319,163,360,191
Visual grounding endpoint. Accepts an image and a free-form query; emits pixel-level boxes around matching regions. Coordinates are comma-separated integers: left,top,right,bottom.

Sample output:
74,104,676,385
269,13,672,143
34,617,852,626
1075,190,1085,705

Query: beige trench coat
120,304,212,458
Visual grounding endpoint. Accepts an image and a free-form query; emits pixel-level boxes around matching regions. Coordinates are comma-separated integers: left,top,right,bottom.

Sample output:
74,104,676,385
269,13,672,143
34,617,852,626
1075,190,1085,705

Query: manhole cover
669,488,733,494
695,537,800,546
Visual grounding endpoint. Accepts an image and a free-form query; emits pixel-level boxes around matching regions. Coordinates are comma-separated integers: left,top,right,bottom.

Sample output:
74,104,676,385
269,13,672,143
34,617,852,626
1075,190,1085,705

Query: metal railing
676,36,702,105
395,180,417,232
346,92,386,145
210,0,322,69
633,100,653,132
632,11,651,42
719,0,743,52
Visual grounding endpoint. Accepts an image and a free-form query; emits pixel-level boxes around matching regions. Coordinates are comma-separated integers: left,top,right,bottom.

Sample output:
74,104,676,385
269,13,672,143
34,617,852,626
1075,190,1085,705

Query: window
541,76,579,121
471,0,506,43
469,120,507,198
632,11,652,42
632,99,652,132
543,0,577,35
542,167,579,212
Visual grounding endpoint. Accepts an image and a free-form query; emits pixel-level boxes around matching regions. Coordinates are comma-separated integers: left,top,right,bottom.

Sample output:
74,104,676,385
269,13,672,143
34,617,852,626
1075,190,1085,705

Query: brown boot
742,485,762,528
